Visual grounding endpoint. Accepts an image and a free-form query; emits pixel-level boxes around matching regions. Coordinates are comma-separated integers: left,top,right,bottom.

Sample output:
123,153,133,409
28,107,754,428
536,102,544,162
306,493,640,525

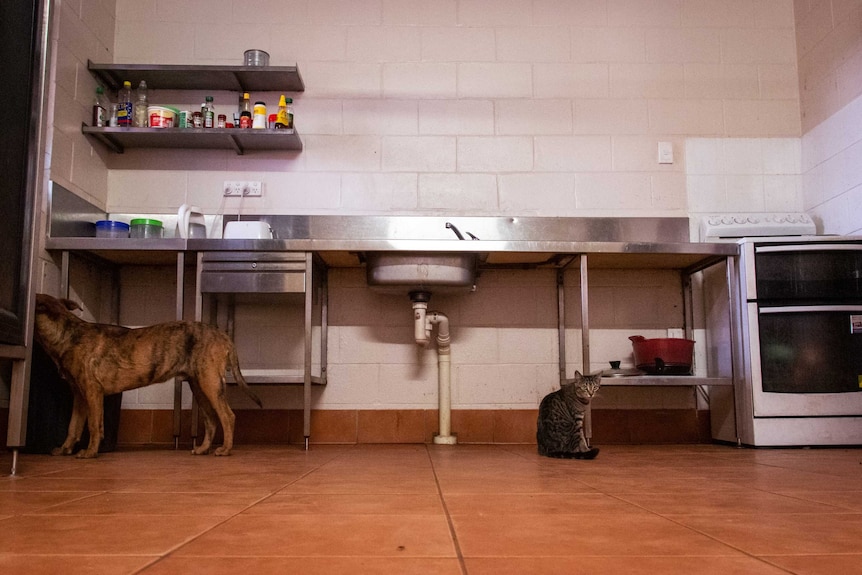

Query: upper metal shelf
87,61,305,93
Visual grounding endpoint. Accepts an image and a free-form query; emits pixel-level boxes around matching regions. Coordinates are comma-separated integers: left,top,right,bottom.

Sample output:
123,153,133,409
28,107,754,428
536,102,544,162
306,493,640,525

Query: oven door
749,304,862,417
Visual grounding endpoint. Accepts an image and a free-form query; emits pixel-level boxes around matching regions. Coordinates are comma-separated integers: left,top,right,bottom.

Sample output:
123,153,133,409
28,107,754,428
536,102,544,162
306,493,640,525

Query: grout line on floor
425,444,468,575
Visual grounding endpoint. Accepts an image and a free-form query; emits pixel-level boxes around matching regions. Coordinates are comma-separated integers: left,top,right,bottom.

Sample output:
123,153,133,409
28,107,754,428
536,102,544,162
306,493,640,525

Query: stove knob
733,216,745,224
721,216,732,225
708,216,721,225
775,215,786,223
747,216,759,224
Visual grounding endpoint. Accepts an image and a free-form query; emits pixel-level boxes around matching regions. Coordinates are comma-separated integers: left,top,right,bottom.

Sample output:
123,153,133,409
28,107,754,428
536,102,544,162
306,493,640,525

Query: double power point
223,180,262,197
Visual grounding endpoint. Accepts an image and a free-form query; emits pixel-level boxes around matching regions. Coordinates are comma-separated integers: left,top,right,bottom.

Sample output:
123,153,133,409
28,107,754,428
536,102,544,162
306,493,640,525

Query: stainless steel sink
365,252,478,294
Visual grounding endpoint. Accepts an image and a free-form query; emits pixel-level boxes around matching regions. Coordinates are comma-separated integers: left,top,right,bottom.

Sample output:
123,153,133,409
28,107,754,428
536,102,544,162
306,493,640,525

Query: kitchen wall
37,0,828,443
794,0,862,235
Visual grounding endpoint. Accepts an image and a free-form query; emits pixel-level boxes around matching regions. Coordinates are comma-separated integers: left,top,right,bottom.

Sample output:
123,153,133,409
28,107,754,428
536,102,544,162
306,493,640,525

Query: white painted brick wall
52,0,862,414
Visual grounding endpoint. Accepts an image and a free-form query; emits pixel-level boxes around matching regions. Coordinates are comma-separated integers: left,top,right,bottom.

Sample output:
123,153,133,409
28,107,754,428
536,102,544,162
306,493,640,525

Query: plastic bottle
252,101,267,129
92,86,109,127
274,95,293,130
202,96,215,128
133,80,148,127
239,92,252,129
117,81,133,127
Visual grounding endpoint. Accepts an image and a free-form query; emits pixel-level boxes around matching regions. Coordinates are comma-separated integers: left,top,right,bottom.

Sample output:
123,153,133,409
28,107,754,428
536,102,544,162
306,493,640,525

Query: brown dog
33,293,262,458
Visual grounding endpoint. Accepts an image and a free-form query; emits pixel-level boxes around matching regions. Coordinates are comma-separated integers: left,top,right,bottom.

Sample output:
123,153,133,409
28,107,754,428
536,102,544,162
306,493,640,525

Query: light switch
658,141,674,164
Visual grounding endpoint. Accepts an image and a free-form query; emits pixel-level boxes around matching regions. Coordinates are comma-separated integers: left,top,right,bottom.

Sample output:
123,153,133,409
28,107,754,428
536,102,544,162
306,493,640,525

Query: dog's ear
59,298,82,312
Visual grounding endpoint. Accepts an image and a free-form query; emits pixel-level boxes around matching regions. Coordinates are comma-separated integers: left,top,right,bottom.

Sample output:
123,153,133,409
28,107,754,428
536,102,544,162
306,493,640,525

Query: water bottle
117,81,132,127
133,80,148,127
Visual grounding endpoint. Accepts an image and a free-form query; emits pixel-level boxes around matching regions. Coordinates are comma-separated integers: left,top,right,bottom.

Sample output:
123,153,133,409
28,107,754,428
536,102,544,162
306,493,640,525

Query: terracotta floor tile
464,556,791,574
34,491,265,516
669,512,862,555
0,515,224,555
778,490,862,511
141,556,463,574
0,491,100,514
2,444,862,572
286,471,439,494
452,513,741,557
616,489,845,515
173,514,456,557
0,554,155,575
244,493,444,515
761,554,862,574
443,492,645,515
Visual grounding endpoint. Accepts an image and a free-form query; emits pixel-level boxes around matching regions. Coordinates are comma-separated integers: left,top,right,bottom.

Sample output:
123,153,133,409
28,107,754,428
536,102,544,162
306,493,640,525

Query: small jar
129,218,164,239
217,114,226,128
95,220,129,238
192,111,203,128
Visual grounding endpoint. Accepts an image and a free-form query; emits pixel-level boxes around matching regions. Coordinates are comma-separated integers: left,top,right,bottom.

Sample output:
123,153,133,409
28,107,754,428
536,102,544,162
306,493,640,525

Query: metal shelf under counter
598,376,733,387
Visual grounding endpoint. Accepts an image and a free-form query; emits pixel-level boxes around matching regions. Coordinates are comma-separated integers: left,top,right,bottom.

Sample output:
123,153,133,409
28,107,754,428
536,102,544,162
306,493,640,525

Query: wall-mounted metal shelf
87,61,305,92
82,125,302,154
84,61,304,155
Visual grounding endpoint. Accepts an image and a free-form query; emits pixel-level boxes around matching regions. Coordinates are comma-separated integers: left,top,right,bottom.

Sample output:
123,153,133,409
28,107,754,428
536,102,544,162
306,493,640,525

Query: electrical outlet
223,180,244,196
244,181,262,197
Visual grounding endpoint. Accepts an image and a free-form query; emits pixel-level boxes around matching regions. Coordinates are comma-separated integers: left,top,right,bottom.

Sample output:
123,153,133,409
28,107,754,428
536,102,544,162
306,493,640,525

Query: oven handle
755,244,862,254
760,305,862,314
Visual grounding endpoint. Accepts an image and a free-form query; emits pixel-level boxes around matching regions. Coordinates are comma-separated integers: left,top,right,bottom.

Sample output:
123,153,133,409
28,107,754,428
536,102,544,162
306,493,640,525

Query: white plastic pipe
411,300,456,444
428,311,455,444
413,300,430,346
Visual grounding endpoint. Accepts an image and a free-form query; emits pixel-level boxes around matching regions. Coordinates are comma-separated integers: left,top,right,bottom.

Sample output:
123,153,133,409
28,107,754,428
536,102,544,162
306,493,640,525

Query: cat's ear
573,370,582,377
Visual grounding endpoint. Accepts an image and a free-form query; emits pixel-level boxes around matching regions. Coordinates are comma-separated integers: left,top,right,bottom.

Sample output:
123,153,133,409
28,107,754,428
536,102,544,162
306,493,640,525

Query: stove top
700,212,816,240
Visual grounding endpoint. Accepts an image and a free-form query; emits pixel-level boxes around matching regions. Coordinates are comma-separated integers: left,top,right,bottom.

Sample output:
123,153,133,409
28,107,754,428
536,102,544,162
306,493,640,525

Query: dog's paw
191,447,210,455
75,450,99,459
213,446,231,456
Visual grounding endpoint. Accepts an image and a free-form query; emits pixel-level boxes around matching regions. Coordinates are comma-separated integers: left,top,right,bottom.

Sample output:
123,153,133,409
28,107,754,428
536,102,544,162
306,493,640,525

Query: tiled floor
1,443,862,574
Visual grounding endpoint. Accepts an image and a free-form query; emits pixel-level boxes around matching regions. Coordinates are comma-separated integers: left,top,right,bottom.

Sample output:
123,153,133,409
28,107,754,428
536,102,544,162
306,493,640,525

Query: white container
223,221,273,239
147,105,178,128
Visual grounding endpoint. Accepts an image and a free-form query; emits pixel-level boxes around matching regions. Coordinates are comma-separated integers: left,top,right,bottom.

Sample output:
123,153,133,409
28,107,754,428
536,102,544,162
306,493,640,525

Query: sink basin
365,252,478,294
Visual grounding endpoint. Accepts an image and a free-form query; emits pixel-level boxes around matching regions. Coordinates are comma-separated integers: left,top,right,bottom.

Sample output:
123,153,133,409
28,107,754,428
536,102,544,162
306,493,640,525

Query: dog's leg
53,392,87,456
189,382,218,456
76,388,104,458
198,373,236,456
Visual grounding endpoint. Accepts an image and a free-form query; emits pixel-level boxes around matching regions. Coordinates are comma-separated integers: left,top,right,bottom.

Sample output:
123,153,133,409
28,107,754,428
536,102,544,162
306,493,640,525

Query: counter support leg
303,254,313,450
173,252,186,448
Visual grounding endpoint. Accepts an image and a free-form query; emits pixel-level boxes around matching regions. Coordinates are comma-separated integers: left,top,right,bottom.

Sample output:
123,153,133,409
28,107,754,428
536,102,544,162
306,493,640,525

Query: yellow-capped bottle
274,95,293,130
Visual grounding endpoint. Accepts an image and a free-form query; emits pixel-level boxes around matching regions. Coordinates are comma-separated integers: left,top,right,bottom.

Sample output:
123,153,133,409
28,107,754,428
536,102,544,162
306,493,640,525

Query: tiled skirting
111,408,712,447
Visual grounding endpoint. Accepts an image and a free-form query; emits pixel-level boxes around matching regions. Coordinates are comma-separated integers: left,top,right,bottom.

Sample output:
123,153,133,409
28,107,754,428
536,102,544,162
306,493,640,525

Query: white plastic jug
177,204,206,238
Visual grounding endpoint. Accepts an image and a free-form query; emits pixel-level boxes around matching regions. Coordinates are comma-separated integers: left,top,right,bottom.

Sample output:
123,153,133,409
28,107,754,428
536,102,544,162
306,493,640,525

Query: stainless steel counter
45,226,738,272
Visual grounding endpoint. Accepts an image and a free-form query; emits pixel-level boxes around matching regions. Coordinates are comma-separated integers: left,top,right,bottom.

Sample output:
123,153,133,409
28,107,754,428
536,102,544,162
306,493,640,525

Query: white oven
702,214,862,446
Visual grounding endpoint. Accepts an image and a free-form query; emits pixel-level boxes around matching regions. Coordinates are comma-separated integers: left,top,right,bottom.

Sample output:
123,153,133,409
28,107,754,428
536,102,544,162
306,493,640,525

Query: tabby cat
536,371,602,459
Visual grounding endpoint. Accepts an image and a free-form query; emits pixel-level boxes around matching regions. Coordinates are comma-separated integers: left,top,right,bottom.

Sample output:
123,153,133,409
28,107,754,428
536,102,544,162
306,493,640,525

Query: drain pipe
410,292,457,445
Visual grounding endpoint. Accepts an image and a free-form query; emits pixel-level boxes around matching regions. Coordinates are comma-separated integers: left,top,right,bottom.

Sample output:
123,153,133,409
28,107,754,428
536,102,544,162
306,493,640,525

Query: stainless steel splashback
223,215,691,243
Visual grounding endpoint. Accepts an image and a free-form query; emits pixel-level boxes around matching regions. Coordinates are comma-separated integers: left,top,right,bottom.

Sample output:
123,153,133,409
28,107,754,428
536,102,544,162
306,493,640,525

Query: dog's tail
229,346,263,408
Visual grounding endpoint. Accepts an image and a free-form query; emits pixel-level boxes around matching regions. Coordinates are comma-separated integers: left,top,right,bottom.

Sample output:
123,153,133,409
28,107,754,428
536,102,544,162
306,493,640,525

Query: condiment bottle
92,86,109,127
274,95,294,130
239,92,252,129
252,101,267,129
202,96,215,128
